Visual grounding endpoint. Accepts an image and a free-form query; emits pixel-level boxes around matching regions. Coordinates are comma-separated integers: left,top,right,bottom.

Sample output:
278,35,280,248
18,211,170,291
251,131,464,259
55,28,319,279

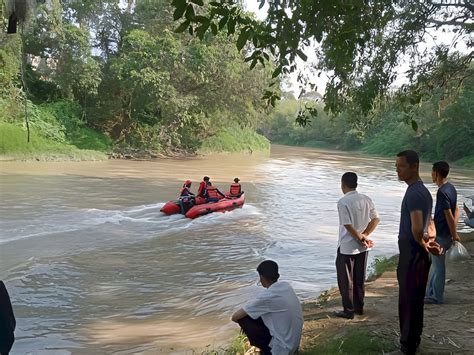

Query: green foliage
301,329,396,355
2,0,275,158
362,121,415,156
367,256,399,282
361,65,474,167
0,35,22,95
170,0,471,118
262,98,361,150
199,124,270,154
0,122,106,160
66,126,112,152
27,102,67,143
202,333,249,355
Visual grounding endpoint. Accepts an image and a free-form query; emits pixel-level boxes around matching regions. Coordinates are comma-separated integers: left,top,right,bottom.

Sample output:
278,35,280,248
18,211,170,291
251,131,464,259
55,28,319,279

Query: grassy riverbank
0,122,108,161
217,231,474,354
0,120,270,161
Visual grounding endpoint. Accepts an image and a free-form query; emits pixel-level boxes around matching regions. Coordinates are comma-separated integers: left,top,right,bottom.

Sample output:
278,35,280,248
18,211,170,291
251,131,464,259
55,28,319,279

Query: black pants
237,316,272,355
0,281,16,355
397,241,431,354
336,248,368,314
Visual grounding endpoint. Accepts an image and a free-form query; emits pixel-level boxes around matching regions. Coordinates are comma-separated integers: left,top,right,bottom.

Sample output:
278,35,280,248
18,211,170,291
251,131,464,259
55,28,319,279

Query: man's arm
410,210,426,245
454,205,460,223
410,210,443,255
362,217,380,237
444,208,460,242
231,308,248,322
344,224,365,242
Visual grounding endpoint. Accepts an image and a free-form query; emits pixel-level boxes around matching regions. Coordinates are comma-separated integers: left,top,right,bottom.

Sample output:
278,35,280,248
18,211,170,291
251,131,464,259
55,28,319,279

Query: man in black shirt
425,161,460,305
395,150,443,355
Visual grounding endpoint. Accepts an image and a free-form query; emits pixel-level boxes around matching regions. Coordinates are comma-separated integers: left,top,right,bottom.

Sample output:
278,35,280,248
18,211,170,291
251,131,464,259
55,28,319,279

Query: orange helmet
185,179,192,186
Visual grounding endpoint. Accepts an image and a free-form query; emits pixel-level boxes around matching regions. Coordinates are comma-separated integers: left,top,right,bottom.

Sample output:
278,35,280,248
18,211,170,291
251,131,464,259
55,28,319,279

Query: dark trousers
397,241,431,354
0,281,16,355
237,316,272,355
336,248,368,314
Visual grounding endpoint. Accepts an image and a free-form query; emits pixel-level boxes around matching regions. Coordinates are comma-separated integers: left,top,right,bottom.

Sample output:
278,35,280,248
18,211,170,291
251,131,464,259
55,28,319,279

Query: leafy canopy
171,0,473,124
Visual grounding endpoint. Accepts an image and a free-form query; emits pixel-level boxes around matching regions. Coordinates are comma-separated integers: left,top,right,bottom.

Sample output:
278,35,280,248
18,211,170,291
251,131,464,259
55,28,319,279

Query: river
1,145,473,353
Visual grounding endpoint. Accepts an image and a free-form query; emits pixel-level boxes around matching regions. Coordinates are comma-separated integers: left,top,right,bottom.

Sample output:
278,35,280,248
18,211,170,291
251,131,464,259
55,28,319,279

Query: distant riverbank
0,121,270,162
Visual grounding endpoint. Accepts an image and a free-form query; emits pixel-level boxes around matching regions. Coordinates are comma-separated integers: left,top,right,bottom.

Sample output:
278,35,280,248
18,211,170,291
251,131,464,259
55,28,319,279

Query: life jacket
230,183,241,196
197,181,207,197
206,186,220,199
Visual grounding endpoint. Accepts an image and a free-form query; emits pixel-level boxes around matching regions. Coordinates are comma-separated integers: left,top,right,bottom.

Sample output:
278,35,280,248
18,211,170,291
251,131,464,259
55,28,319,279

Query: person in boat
179,180,195,214
231,260,303,355
205,181,226,203
197,176,210,198
229,178,243,197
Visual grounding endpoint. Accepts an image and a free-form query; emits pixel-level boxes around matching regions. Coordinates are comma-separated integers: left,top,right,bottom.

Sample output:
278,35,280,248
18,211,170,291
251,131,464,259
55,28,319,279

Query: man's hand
364,239,374,249
425,240,444,256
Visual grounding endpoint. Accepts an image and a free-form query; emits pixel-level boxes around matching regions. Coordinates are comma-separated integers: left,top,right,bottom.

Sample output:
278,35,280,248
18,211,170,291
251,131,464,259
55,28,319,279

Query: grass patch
271,138,334,150
199,125,270,154
202,333,249,355
67,126,112,152
301,329,397,354
0,122,107,160
366,255,399,282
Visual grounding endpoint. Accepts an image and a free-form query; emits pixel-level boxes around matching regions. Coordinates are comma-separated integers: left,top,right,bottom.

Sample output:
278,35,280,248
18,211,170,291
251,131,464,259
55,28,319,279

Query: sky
243,0,470,97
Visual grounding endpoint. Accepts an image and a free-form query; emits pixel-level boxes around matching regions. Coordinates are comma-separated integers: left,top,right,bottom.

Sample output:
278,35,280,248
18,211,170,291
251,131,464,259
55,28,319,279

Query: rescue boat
160,193,245,219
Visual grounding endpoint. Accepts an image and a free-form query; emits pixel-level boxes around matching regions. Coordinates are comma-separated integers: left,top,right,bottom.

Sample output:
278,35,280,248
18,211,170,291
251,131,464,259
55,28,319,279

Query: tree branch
427,18,472,27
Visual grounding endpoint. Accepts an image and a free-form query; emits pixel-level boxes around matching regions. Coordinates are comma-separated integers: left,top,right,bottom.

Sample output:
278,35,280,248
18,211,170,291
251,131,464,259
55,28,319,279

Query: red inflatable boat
160,193,245,219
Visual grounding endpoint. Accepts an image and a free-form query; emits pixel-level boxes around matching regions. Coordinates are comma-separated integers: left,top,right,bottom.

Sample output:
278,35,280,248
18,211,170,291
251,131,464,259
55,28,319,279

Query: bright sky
243,0,470,97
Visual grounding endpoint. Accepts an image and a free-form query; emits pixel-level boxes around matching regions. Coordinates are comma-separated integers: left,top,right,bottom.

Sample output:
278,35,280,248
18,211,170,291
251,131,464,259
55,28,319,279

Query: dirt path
301,231,474,354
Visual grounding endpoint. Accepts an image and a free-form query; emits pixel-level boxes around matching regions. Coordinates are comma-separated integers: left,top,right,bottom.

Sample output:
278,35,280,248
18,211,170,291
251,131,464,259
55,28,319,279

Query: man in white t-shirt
334,172,380,319
231,260,303,355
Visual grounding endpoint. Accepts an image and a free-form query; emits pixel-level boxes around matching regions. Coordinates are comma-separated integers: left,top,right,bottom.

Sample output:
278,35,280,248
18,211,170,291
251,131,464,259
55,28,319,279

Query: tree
171,0,473,125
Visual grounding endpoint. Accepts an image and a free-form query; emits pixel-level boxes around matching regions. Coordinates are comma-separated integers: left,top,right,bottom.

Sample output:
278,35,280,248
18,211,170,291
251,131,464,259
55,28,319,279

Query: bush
199,125,270,153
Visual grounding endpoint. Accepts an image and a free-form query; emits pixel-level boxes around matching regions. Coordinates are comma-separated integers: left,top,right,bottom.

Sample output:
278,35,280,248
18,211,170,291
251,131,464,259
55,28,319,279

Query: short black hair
203,176,210,181
397,150,419,165
432,161,450,178
257,260,280,282
341,172,358,189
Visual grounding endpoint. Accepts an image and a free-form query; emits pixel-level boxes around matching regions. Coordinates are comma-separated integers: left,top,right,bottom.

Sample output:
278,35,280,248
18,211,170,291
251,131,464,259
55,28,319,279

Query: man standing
425,161,460,304
395,150,443,355
231,260,303,355
334,172,380,319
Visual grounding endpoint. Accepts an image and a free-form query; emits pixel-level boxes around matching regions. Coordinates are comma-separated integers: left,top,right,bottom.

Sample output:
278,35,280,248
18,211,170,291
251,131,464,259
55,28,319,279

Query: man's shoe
332,310,354,319
354,309,364,315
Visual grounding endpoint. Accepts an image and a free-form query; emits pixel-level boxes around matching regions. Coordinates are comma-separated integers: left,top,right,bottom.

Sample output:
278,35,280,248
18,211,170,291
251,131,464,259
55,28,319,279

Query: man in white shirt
231,260,303,355
334,172,380,319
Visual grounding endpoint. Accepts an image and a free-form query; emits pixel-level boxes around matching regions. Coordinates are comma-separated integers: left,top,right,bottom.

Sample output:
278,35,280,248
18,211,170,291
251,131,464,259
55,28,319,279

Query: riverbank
299,230,474,354
272,141,474,170
0,122,270,161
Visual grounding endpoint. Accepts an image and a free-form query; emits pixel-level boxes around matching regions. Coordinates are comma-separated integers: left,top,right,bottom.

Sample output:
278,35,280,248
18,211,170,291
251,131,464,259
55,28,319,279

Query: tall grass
199,125,270,154
0,122,106,160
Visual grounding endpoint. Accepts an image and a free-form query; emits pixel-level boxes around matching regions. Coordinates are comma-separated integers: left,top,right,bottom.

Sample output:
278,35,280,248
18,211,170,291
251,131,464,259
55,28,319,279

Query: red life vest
197,181,207,197
230,183,241,196
206,186,220,199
